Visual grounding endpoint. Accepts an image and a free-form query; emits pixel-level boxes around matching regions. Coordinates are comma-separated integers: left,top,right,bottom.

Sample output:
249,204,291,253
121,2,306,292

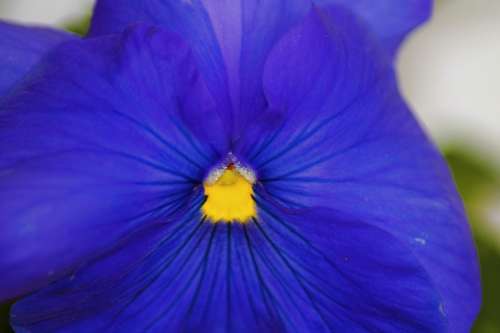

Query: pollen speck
202,161,256,223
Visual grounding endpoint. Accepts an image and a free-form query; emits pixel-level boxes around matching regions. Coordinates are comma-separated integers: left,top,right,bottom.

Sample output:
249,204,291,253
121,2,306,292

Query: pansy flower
0,1,481,332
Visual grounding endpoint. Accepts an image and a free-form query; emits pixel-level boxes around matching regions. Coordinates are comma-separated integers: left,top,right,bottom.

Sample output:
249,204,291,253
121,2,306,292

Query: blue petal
12,205,446,332
0,24,219,302
236,7,480,332
88,0,311,135
315,0,432,57
0,21,73,97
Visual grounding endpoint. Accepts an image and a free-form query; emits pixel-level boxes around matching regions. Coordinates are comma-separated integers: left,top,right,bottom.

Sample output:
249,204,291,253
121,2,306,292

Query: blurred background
0,0,499,332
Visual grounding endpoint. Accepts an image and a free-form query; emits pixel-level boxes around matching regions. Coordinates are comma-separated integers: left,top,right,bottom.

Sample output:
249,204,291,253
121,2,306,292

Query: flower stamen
202,157,256,223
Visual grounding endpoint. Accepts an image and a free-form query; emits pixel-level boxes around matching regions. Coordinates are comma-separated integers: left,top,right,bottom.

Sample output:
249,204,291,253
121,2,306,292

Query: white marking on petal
414,237,427,245
439,303,447,317
205,153,256,184
236,165,256,183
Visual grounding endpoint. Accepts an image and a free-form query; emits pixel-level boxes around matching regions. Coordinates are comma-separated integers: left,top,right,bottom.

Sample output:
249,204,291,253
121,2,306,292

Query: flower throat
201,156,256,223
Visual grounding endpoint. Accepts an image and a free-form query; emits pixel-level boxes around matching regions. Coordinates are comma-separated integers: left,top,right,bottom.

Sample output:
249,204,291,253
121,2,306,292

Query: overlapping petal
0,24,219,301
11,202,446,332
89,0,312,135
88,0,431,126
235,7,480,332
0,21,73,97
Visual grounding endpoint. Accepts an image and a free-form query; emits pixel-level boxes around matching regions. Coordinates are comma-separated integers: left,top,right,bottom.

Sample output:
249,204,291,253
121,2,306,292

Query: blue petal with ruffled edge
237,9,480,332
237,7,480,332
0,1,480,333
0,21,73,97
0,24,221,301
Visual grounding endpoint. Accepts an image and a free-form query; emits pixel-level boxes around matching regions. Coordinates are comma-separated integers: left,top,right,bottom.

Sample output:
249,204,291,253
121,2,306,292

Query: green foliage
65,15,91,36
445,147,499,202
0,303,12,333
473,236,500,333
444,146,500,333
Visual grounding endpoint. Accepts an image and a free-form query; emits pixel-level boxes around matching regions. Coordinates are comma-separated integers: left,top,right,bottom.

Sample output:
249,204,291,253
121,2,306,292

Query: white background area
398,0,500,165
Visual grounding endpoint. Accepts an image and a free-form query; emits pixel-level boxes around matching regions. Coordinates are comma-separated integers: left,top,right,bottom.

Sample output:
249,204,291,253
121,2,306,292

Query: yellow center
201,166,256,223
